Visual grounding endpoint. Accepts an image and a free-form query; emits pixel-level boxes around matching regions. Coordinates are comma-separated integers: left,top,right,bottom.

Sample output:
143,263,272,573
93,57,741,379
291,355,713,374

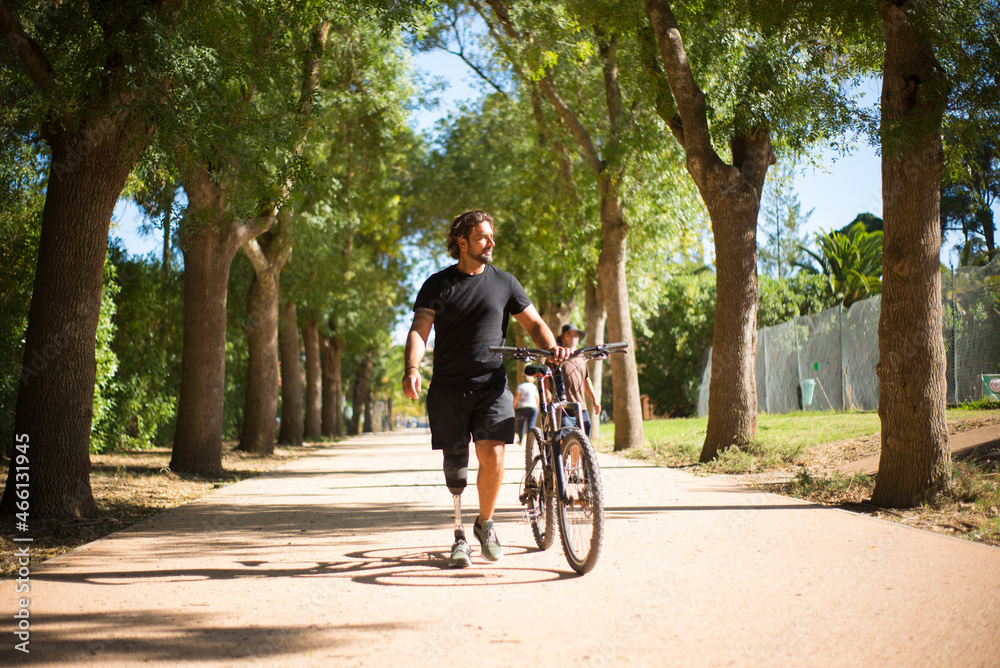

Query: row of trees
2,0,999,518
0,0,427,518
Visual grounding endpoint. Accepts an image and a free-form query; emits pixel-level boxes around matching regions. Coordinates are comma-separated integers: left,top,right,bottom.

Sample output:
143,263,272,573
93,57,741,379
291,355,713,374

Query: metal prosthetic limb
443,451,469,541
452,493,465,541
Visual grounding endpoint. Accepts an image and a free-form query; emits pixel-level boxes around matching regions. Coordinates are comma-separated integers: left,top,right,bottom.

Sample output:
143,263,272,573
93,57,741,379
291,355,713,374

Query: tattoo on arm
414,307,435,316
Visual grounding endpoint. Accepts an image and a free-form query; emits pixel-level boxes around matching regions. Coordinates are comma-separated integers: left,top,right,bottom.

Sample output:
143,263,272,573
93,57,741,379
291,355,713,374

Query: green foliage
757,272,833,328
664,0,882,157
225,253,255,441
941,136,997,258
90,244,183,452
0,137,44,448
635,270,716,417
406,90,599,303
89,259,120,454
635,269,833,418
956,398,1000,411
285,17,418,361
406,20,704,314
799,221,883,307
840,212,882,236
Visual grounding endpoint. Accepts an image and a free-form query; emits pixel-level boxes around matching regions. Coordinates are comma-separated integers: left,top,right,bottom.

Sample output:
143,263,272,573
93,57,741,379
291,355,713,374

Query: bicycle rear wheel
523,427,554,549
555,429,604,574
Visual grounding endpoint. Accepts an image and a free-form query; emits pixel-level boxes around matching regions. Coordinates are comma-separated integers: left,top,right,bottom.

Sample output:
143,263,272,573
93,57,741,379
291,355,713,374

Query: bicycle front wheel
556,429,604,574
524,427,554,549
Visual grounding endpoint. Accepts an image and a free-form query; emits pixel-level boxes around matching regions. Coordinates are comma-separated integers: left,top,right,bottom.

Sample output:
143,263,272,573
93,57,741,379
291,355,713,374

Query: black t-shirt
414,264,532,388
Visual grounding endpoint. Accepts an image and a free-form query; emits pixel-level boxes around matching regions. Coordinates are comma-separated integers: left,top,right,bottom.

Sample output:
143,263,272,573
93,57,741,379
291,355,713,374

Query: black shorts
426,383,516,454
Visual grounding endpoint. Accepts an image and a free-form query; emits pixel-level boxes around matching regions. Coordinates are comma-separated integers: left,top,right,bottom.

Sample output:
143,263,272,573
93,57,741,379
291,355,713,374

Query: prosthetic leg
452,494,465,541
444,451,471,567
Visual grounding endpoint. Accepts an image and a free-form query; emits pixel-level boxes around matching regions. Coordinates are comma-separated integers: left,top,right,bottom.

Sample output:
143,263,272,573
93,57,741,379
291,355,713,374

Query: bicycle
490,341,628,574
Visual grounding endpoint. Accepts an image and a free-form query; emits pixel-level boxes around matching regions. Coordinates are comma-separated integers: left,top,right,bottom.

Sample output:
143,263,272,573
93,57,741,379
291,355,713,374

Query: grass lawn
595,410,882,470
594,407,1000,547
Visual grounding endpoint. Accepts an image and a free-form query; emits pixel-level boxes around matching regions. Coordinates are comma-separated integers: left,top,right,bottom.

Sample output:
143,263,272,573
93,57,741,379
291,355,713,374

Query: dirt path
4,430,999,666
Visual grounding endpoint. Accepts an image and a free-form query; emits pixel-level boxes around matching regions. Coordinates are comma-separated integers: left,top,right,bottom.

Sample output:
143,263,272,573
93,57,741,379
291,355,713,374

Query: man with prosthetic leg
402,210,568,567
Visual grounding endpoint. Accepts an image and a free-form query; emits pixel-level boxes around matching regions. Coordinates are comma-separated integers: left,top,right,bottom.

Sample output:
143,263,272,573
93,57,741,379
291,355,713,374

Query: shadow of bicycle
342,546,578,587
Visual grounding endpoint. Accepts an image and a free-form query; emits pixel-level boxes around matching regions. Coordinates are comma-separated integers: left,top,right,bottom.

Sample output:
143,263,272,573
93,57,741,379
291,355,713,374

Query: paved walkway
5,430,999,666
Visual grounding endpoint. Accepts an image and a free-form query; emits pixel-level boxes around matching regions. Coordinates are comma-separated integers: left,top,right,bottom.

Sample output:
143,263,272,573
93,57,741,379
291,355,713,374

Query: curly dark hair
446,210,494,260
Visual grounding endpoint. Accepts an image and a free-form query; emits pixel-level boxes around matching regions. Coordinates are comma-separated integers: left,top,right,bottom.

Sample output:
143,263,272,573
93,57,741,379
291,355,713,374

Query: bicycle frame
529,363,580,505
493,342,626,507
494,341,625,574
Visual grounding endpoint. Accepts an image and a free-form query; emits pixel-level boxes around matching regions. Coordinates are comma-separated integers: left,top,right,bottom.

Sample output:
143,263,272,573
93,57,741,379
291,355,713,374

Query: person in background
514,372,539,445
554,324,600,437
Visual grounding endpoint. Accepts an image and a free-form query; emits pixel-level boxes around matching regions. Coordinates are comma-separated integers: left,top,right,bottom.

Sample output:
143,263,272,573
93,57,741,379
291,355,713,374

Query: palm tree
798,221,883,307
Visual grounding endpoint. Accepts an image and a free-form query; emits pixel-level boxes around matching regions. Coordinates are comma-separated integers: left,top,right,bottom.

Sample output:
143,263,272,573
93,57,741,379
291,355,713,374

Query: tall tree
470,0,646,450
643,0,773,460
0,0,183,518
868,0,1000,506
168,4,324,474
642,0,874,460
940,137,997,259
872,1,953,506
281,30,418,443
237,19,331,456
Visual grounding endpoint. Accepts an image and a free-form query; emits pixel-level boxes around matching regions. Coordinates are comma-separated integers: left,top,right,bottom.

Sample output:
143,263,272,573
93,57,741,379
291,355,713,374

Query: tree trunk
278,300,303,445
350,349,375,436
171,162,269,474
235,15,328,450
597,185,644,451
978,208,995,258
1,119,140,519
162,204,172,272
643,0,773,461
477,2,644,448
585,275,606,439
700,177,762,461
872,1,951,507
237,268,281,455
171,225,236,475
303,317,322,440
321,333,344,438
364,386,375,433
237,212,293,455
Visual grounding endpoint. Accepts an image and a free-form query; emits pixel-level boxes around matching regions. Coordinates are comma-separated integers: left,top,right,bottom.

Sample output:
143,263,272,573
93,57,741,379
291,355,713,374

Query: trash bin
801,379,816,406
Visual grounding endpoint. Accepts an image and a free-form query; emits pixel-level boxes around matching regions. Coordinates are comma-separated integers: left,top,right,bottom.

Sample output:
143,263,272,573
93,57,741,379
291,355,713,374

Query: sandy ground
3,430,999,666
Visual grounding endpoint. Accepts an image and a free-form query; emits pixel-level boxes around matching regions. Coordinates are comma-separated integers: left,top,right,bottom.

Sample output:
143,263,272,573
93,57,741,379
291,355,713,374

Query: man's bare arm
512,305,570,362
403,308,434,399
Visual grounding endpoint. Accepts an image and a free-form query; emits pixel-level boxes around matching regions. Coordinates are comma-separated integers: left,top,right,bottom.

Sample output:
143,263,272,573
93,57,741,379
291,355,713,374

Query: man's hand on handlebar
549,345,572,364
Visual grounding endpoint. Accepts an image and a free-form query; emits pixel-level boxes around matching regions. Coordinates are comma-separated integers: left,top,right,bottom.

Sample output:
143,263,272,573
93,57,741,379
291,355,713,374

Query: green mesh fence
697,258,1000,415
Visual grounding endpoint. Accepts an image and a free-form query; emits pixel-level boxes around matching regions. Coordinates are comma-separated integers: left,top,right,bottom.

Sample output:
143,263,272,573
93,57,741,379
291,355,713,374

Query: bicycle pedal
521,507,540,522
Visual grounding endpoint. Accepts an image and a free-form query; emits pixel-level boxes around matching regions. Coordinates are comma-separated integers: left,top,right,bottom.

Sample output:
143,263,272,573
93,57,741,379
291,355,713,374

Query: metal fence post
952,264,957,405
839,302,845,412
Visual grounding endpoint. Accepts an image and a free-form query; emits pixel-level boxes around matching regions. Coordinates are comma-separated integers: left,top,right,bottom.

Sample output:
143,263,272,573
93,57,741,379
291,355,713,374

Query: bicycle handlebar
489,341,629,361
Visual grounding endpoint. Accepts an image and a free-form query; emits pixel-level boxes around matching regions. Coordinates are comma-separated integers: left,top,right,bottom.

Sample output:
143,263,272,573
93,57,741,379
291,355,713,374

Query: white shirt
515,381,538,408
